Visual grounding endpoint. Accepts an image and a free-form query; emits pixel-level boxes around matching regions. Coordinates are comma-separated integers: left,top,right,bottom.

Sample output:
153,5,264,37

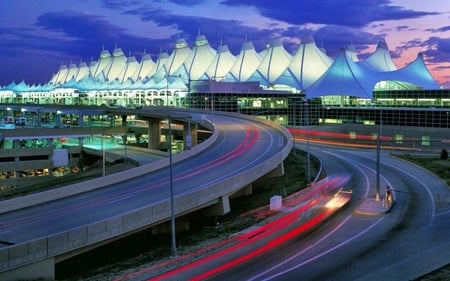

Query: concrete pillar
47,138,54,148
134,134,141,144
37,111,42,126
231,184,253,198
78,137,84,147
264,162,285,178
147,118,161,150
121,135,128,145
204,195,231,216
78,113,84,126
12,139,21,149
121,115,127,126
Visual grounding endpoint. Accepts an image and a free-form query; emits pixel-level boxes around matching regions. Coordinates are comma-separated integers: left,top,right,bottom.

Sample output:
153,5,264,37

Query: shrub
440,148,448,160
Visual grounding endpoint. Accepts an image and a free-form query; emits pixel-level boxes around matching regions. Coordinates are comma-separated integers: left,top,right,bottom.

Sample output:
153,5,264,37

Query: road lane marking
109,195,135,204
251,216,384,281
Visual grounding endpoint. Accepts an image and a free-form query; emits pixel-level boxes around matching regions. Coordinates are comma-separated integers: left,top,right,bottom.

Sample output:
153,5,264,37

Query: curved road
203,144,450,281
0,114,289,248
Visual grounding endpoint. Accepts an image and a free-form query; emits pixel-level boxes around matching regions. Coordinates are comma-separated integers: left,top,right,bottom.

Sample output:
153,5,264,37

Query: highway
209,144,450,281
139,143,450,281
0,113,289,248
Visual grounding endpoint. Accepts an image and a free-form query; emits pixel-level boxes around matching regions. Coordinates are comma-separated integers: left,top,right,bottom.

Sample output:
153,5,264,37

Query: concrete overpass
0,106,292,280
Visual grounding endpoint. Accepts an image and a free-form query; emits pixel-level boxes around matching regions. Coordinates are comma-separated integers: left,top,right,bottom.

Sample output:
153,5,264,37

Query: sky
0,0,449,88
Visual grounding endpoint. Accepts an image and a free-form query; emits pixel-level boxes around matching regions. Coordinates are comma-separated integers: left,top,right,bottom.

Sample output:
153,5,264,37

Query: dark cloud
99,0,144,10
167,0,208,6
426,26,450,33
220,0,439,28
34,11,166,58
423,37,450,64
123,7,274,54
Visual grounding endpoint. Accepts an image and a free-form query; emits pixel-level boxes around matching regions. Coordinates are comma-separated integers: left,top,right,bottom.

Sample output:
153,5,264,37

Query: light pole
102,135,106,177
305,102,311,185
167,114,177,257
209,76,225,124
375,105,382,201
166,75,170,107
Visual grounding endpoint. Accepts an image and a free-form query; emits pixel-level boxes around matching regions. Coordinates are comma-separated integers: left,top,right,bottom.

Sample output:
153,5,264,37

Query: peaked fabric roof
358,41,397,71
230,40,262,82
288,34,334,89
383,53,440,89
16,33,440,98
205,44,236,80
306,49,381,99
257,39,292,84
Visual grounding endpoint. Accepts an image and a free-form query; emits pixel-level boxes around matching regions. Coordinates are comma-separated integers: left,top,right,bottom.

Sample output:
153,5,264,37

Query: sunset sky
0,0,449,88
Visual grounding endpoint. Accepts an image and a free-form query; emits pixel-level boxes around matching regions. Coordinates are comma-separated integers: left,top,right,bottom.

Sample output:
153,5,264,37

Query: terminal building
0,34,446,128
0,34,449,190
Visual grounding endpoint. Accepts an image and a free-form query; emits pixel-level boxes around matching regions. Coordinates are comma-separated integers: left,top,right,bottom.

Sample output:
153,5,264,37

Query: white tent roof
288,34,334,89
230,40,262,82
166,38,191,76
118,55,140,83
105,48,127,81
358,41,397,71
75,62,90,82
39,33,440,94
383,53,440,89
345,44,359,62
183,34,216,80
66,63,78,83
134,53,156,81
306,49,381,99
205,44,236,80
257,38,292,84
92,49,112,79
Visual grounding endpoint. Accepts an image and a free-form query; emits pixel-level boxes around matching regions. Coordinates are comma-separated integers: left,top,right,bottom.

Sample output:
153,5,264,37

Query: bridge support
204,195,231,216
263,162,285,179
1,257,55,281
230,184,253,198
147,118,161,150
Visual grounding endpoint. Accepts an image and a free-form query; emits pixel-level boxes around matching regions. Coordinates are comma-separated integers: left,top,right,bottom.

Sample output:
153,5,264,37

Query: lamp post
209,76,224,124
305,102,311,185
102,135,106,177
166,75,170,107
167,114,177,257
375,105,382,201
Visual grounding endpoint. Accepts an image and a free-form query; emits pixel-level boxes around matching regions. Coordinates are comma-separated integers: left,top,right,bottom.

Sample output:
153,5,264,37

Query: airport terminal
0,33,449,279
0,34,448,192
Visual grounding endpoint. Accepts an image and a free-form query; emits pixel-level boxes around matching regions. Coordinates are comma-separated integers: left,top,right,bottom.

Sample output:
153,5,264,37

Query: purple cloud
220,0,439,28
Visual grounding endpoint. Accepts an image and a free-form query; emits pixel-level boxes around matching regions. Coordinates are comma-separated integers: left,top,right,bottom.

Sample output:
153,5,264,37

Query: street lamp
209,76,225,124
102,135,106,177
305,102,311,185
167,114,177,257
375,105,382,201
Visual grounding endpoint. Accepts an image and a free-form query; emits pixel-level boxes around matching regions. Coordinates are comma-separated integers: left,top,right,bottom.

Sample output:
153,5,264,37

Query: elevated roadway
204,144,450,281
0,108,292,280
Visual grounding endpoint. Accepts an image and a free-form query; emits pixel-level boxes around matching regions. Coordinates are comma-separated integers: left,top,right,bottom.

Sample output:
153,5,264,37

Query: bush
440,148,448,160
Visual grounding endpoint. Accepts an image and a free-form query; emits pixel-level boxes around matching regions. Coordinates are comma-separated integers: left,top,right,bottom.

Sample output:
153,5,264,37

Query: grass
395,153,450,186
